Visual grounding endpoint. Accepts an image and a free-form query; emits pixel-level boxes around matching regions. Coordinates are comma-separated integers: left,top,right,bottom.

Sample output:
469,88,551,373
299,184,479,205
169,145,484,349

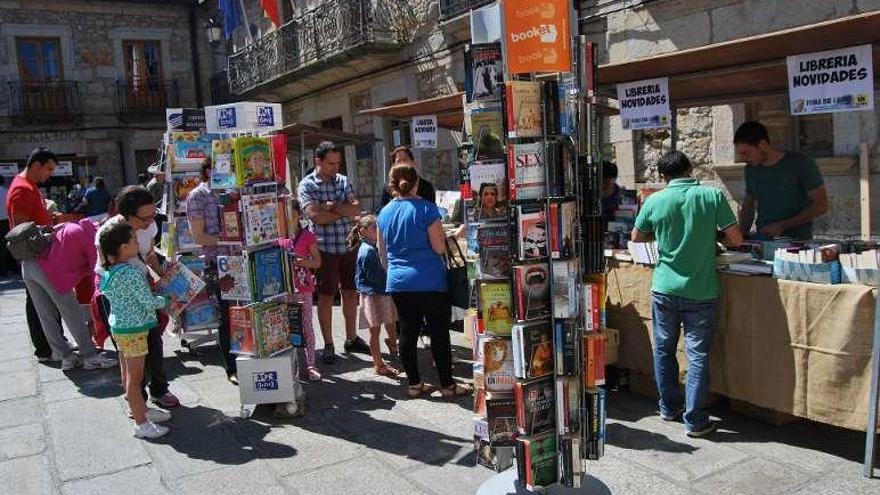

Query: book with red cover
229,306,256,355
218,194,242,243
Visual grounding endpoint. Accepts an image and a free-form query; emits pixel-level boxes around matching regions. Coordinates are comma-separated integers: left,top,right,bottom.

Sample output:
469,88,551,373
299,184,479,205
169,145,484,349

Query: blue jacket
355,241,387,295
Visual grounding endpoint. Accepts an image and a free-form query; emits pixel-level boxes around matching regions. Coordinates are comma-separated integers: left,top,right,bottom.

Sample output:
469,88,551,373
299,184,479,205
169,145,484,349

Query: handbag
4,221,54,261
445,236,470,309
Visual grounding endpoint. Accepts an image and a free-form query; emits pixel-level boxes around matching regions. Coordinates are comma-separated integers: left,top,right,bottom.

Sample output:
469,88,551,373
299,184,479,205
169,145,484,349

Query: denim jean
651,291,717,431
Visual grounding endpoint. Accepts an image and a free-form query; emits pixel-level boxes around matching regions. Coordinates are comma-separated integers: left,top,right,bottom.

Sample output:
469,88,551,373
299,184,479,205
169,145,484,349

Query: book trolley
160,103,305,417
466,3,610,490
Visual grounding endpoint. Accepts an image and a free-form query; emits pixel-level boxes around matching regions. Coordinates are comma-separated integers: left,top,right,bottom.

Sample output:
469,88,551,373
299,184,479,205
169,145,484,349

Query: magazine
155,261,206,318
235,136,273,185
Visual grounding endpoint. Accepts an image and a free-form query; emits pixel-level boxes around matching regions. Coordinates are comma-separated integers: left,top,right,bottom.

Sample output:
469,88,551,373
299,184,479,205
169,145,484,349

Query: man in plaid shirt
298,141,370,364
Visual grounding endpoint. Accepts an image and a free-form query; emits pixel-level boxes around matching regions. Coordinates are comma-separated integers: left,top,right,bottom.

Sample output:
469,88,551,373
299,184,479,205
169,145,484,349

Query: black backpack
5,221,54,261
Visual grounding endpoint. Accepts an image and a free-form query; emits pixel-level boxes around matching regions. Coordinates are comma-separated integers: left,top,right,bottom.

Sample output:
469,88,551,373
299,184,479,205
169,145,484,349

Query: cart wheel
180,338,189,348
240,406,252,419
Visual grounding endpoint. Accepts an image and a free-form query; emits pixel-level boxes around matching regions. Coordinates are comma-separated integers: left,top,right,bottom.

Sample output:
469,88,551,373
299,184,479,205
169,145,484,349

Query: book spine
514,382,525,433
549,203,559,257
585,334,596,388
596,331,606,386
505,83,516,138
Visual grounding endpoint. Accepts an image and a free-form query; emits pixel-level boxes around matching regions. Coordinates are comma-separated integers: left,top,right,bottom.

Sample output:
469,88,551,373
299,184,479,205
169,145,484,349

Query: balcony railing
7,81,82,123
439,0,495,22
115,79,179,121
228,0,400,96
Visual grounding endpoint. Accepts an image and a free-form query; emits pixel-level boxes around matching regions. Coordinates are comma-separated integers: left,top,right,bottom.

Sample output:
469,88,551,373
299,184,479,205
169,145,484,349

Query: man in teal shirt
734,121,828,239
632,150,742,438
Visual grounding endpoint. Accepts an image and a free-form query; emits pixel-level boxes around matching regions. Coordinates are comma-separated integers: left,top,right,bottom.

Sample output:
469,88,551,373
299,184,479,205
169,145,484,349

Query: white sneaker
83,354,118,370
61,354,81,371
133,421,169,439
129,407,171,424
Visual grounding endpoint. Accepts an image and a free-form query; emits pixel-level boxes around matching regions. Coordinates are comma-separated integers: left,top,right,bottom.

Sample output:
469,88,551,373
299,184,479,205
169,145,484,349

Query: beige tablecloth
605,260,876,431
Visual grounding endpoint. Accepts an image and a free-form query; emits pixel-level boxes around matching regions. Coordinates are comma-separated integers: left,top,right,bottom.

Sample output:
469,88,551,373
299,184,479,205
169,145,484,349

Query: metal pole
300,131,306,180
238,0,255,44
864,286,880,477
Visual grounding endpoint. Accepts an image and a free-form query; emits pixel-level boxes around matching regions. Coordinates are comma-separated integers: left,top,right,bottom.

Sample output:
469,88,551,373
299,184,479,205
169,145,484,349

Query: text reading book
478,281,513,336
229,305,256,355
217,255,252,301
515,204,547,260
476,223,511,280
514,377,556,436
485,395,517,446
505,81,542,138
240,192,280,246
482,337,515,394
512,320,554,380
512,263,550,321
210,138,237,189
469,43,504,101
234,136,274,185
251,247,286,301
155,261,206,318
507,142,546,201
515,433,557,491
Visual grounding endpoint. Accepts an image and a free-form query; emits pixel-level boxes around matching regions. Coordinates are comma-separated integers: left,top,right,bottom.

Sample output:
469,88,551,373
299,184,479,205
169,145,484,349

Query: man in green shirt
734,121,828,239
632,150,742,438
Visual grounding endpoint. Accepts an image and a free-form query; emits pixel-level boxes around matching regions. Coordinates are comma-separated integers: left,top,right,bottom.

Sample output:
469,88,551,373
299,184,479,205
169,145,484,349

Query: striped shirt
297,170,356,254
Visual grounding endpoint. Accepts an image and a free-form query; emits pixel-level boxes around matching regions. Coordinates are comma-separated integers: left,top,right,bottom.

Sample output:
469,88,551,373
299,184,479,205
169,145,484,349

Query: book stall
159,103,305,417
464,1,615,490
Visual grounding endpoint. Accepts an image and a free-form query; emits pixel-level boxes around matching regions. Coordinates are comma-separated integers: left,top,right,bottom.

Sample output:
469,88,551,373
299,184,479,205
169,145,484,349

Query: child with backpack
98,222,171,439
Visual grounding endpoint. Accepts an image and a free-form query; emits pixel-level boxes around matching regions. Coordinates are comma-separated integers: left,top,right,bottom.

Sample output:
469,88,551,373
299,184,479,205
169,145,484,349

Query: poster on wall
502,0,571,74
52,161,73,176
0,163,18,177
412,114,438,149
616,77,671,131
786,44,874,115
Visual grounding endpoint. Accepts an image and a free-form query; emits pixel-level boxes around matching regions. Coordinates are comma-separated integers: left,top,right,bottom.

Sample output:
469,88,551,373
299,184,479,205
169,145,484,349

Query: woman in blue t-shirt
377,164,471,399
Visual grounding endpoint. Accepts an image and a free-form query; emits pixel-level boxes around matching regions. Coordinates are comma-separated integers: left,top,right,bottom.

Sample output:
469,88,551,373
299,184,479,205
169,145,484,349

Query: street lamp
205,17,223,44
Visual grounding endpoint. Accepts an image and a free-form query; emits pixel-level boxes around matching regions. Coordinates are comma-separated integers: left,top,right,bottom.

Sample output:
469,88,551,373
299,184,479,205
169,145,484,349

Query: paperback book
505,81,542,138
552,259,579,319
469,160,508,222
210,138,237,189
476,223,511,280
229,305,256,355
512,320,554,379
554,320,580,375
555,376,582,435
583,388,606,460
482,337,515,394
485,395,517,446
515,432,557,491
515,203,547,260
240,192,280,246
155,261,206,318
467,103,505,161
468,43,504,101
514,377,556,436
217,255,251,301
507,142,545,201
512,263,550,320
549,201,577,259
478,281,513,336
234,136,273,185
474,418,515,471
542,80,560,135
558,73,578,136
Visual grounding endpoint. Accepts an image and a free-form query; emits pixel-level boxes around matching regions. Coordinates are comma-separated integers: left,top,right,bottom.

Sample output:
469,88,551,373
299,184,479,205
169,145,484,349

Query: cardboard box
236,350,298,406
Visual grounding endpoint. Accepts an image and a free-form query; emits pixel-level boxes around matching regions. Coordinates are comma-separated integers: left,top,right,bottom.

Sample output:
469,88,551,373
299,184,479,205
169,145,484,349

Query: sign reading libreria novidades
503,0,571,74
786,44,874,115
616,77,671,131
412,114,438,149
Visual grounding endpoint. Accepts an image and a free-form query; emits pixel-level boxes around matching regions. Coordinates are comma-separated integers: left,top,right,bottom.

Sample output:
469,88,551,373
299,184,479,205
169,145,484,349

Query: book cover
468,104,505,161
240,192,280,246
542,80,560,135
512,263,550,321
210,138,237,189
252,247,286,301
549,201,576,259
169,132,212,171
552,259,579,319
514,377,555,436
505,81,542,138
474,433,515,472
507,142,545,201
217,255,251,301
485,394,517,446
516,203,547,260
476,223,511,280
173,216,198,252
155,261,206,318
234,136,273,185
254,301,290,357
482,337,515,393
218,195,242,243
229,305,256,355
555,320,580,375
558,73,578,136
519,433,557,491
555,376,581,436
177,255,205,277
469,160,507,222
478,281,513,336
181,293,220,331
287,302,304,347
470,43,504,101
582,283,600,331
172,173,201,212
512,320,553,379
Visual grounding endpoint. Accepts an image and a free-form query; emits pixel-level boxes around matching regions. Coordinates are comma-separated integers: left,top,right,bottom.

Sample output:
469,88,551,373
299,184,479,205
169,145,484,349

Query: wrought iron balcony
115,79,179,121
228,0,402,96
439,0,495,22
7,80,82,123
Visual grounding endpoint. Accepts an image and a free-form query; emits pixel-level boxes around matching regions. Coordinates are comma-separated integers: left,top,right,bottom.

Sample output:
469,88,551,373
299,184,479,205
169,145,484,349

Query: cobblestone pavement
0,277,877,494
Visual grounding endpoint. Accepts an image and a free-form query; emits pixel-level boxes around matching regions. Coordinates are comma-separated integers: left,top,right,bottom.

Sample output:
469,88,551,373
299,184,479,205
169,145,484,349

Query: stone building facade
582,0,880,236
0,0,221,208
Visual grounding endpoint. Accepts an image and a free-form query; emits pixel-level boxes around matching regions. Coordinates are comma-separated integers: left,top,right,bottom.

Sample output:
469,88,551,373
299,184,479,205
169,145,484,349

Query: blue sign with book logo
218,107,237,129
252,371,279,391
257,106,275,126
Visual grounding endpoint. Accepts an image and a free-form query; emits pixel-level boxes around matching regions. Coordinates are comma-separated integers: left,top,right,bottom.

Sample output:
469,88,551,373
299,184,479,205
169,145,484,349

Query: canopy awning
597,11,880,107
279,124,380,149
359,92,464,130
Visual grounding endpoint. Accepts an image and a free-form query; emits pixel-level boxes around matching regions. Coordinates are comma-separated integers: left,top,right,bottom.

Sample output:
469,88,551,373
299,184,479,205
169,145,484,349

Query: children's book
173,216,198,252
251,247,285,301
217,255,252,301
210,138,237,189
229,305,256,355
512,320,554,379
240,192,280,246
169,132,212,171
478,281,513,336
234,136,273,185
504,81,542,138
172,173,201,212
476,223,511,280
512,263,550,321
218,195,242,243
482,337,515,394
181,293,220,331
507,142,545,201
254,301,290,357
515,203,547,260
514,377,556,436
155,261,206,318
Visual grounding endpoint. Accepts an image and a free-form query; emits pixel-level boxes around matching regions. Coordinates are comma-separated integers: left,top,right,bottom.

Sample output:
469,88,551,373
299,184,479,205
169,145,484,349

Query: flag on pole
260,0,282,27
219,0,241,40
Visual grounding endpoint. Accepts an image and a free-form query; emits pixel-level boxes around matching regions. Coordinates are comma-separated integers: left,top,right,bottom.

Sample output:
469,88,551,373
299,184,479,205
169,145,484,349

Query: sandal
440,383,472,400
384,337,399,356
406,382,435,398
375,363,400,378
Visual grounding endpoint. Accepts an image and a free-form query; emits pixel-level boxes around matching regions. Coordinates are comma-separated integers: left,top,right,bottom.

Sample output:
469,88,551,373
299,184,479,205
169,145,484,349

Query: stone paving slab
0,369,38,401
0,423,46,461
61,466,172,495
0,357,35,374
0,396,44,429
691,457,811,495
282,456,431,495
174,462,288,495
0,455,56,495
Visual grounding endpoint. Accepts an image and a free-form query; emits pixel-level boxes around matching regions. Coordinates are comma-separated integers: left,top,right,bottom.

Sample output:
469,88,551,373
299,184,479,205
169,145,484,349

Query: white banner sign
0,163,18,177
52,161,73,176
412,114,438,149
617,77,671,131
205,102,283,134
787,44,874,115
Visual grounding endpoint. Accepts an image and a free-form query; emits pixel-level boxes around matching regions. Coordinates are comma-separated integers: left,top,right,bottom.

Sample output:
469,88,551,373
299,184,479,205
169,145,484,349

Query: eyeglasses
133,212,156,223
